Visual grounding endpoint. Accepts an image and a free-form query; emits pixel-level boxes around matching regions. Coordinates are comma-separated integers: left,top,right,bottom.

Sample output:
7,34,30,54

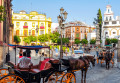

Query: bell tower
104,5,114,21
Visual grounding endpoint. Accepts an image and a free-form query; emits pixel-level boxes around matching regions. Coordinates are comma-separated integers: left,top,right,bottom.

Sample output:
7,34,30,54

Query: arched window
32,30,35,36
109,16,112,21
24,22,27,26
16,30,19,36
106,17,108,21
108,9,110,13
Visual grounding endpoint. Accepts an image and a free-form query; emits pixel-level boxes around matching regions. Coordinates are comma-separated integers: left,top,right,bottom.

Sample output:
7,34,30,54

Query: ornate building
55,21,95,46
102,5,120,46
12,11,52,45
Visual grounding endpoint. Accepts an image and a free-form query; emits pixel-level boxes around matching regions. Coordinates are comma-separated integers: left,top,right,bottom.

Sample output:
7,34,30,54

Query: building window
105,32,108,34
106,17,108,21
77,28,79,31
32,23,35,27
76,33,79,37
32,30,35,36
16,30,19,36
24,30,27,36
104,22,109,25
16,22,19,26
40,30,44,35
109,16,112,21
41,23,44,26
48,24,51,27
113,32,116,34
112,21,116,24
108,9,110,13
24,22,27,26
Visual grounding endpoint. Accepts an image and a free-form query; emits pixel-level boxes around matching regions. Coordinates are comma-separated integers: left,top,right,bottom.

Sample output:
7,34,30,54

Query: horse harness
79,56,90,70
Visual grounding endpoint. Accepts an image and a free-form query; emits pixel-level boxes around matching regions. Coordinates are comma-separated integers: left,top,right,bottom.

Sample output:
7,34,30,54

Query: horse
105,51,113,69
97,50,114,69
61,55,96,83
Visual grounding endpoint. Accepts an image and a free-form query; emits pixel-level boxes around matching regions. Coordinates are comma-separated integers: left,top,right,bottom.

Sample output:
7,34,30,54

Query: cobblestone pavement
6,48,120,83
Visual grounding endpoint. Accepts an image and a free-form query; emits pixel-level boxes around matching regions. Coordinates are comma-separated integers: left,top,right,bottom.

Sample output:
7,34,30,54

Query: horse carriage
0,44,96,83
96,45,114,69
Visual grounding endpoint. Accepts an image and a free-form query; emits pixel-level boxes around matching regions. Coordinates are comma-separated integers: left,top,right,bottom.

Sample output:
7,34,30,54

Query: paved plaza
4,47,120,83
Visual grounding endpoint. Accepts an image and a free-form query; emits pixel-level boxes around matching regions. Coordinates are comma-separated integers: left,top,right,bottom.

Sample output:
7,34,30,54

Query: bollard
6,53,10,63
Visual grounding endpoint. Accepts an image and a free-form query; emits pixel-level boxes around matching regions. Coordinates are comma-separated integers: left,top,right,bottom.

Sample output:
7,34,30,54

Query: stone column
96,24,100,46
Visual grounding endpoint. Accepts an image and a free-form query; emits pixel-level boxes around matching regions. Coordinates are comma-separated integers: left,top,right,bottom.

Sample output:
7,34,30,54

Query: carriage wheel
61,72,76,83
0,68,8,78
0,74,25,83
47,74,56,83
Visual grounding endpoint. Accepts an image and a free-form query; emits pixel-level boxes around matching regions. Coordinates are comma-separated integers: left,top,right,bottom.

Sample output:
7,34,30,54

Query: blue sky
12,0,120,26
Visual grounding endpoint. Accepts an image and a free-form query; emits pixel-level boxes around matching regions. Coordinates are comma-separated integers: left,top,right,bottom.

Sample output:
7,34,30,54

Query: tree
93,8,102,40
51,32,60,43
23,37,30,45
90,39,96,44
14,35,21,44
28,36,37,42
38,34,45,43
75,39,80,46
111,38,118,44
105,38,111,45
0,6,6,22
81,39,88,46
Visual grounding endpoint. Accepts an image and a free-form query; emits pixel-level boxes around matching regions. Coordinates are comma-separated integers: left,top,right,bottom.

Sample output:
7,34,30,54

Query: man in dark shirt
26,49,31,59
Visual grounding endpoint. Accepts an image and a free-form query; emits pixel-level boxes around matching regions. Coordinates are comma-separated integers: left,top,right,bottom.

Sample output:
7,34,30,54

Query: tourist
19,49,23,58
17,52,33,69
26,49,31,59
96,46,99,57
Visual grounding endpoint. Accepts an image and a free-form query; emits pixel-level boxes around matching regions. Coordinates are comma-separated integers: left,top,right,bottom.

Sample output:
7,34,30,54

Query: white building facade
102,5,120,46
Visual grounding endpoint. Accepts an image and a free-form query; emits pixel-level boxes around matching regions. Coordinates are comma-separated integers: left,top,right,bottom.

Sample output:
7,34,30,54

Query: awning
8,44,49,50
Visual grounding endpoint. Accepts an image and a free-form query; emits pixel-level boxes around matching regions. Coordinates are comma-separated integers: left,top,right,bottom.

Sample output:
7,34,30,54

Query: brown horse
61,55,96,83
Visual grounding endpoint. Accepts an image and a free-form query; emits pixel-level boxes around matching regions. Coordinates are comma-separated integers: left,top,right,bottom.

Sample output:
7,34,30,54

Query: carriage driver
17,51,33,69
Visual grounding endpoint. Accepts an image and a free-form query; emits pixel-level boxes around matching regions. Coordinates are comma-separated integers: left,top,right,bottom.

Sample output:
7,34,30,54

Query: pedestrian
35,49,39,59
19,49,23,58
96,46,99,57
55,47,58,56
65,48,68,56
26,49,31,59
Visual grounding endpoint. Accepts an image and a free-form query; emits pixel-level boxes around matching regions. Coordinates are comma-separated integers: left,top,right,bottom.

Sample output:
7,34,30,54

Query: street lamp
29,30,31,36
57,7,68,59
36,25,39,45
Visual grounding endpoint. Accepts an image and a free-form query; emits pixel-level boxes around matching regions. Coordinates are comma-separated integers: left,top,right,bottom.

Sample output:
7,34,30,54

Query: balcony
40,26,44,29
23,26,28,28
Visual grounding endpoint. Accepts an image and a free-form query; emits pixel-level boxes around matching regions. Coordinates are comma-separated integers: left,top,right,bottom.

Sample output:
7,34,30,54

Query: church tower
104,5,114,21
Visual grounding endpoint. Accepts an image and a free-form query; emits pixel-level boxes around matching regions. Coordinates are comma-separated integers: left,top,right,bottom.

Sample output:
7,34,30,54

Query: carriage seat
30,58,54,73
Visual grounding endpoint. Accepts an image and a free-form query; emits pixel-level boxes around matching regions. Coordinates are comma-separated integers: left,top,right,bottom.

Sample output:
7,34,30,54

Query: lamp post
36,25,39,45
29,30,31,36
57,7,68,59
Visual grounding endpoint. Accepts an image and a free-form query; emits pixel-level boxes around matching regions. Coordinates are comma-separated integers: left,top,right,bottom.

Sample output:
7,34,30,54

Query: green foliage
51,32,60,43
23,37,30,44
14,35,21,44
111,38,118,44
38,34,49,43
67,47,69,52
105,38,111,45
57,38,69,45
93,8,102,40
28,36,37,42
62,46,66,52
90,39,96,44
81,39,88,44
0,6,6,22
75,39,80,45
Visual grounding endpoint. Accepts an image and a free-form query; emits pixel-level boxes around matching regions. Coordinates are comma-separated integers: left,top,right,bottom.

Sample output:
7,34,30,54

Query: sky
12,0,120,26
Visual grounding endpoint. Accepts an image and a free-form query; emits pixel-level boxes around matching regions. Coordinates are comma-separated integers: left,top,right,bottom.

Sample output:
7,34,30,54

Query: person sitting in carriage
17,52,33,69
